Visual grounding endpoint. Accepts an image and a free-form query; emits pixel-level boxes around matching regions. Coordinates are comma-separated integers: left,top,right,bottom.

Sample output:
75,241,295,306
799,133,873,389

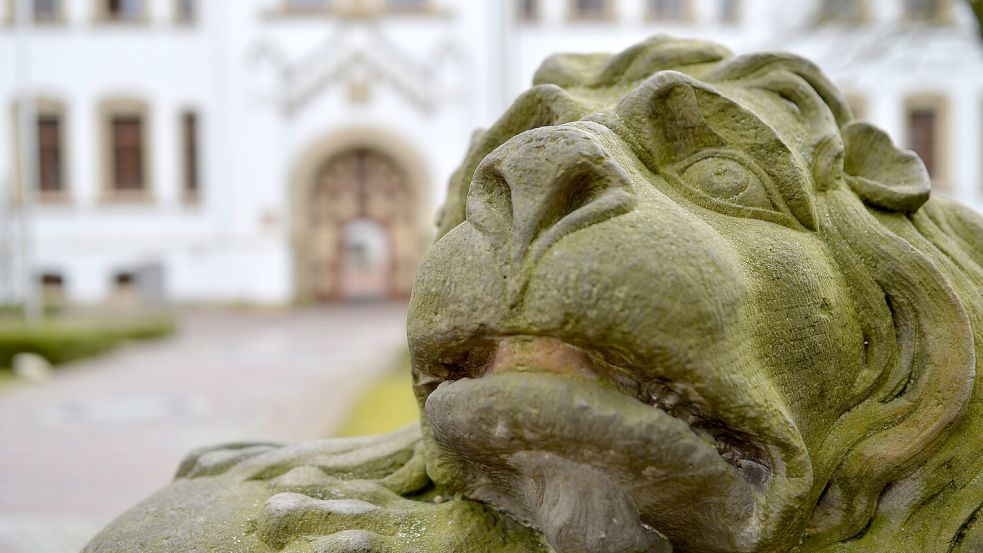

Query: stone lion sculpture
85,36,982,553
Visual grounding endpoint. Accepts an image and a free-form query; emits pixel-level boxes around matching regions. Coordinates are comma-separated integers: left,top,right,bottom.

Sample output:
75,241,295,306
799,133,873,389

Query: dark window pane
519,0,538,19
287,0,329,10
115,272,135,286
111,115,144,191
909,108,936,177
177,0,195,20
905,0,938,20
821,0,859,21
33,0,60,19
650,0,685,19
40,273,64,286
107,0,143,19
387,0,426,8
37,115,63,192
573,0,607,18
720,0,738,22
182,112,199,193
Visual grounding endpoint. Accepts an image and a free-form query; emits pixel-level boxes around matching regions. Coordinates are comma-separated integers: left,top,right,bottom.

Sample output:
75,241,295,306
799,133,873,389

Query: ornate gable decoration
251,15,464,116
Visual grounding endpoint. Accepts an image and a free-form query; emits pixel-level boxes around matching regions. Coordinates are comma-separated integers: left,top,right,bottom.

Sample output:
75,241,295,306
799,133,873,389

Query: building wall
0,0,980,305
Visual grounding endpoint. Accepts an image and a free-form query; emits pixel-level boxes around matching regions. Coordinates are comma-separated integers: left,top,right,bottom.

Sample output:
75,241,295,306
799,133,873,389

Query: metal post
14,0,42,325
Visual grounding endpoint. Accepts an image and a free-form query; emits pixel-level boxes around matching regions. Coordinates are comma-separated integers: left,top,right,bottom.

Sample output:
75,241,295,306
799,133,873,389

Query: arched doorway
304,147,420,302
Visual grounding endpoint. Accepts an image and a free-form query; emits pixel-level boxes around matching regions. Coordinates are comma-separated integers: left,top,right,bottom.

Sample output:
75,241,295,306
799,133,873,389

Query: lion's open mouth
419,335,788,552
422,335,772,488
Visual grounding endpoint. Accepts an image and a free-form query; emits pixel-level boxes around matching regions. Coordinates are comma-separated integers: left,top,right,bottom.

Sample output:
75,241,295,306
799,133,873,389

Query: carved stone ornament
84,36,983,553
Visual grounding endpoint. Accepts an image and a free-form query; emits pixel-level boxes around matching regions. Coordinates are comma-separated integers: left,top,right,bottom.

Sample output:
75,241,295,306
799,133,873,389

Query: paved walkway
0,304,409,553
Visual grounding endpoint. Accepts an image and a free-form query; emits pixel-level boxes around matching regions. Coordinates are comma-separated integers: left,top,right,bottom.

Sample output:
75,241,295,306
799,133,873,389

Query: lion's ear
842,121,930,212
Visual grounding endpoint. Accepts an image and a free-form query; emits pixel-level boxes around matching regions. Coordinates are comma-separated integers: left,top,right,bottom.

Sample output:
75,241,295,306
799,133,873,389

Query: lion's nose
465,125,636,281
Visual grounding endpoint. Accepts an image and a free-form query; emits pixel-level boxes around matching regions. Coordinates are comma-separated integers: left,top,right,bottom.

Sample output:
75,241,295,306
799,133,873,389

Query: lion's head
406,37,983,553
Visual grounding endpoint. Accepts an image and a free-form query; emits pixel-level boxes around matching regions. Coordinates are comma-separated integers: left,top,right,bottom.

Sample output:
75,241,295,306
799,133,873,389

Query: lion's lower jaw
431,446,771,553
422,372,808,553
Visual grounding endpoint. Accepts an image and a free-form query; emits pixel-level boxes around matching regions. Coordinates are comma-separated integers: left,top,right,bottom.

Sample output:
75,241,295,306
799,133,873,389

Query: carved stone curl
85,36,983,553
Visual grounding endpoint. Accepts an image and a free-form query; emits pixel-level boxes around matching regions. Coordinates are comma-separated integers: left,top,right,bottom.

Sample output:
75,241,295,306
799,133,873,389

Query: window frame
719,0,740,24
173,0,196,23
32,0,65,23
95,0,149,24
904,93,950,191
517,0,540,22
645,0,691,22
901,0,954,24
109,270,141,306
568,0,615,22
9,96,71,204
280,0,334,15
384,0,431,15
98,97,153,203
3,0,66,24
816,0,868,25
39,271,67,306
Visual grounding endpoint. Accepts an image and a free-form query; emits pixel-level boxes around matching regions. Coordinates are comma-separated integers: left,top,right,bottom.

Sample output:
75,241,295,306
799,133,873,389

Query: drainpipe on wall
14,0,41,325
0,176,11,305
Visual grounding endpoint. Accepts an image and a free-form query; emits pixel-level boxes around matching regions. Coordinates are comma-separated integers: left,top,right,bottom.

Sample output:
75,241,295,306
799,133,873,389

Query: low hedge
0,316,175,369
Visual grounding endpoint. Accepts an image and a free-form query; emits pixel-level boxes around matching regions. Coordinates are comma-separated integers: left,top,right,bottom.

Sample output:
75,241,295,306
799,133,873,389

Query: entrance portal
305,148,417,302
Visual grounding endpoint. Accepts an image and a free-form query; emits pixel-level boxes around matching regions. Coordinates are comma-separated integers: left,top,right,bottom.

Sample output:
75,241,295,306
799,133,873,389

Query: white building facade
0,0,980,305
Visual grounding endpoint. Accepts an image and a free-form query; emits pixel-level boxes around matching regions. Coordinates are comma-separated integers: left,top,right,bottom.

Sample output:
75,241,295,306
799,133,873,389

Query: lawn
0,369,19,391
334,351,420,437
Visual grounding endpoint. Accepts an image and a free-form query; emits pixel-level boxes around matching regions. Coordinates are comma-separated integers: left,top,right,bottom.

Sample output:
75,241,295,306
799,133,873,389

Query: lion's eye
680,157,774,211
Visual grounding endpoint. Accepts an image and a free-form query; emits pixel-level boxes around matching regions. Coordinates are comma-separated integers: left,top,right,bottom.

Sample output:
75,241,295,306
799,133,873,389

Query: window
518,0,539,21
905,0,941,21
14,98,68,201
181,111,199,200
819,0,863,23
41,273,64,286
33,0,62,21
114,272,134,287
104,0,144,20
570,0,609,20
909,109,938,177
175,0,196,22
648,0,686,20
111,116,144,191
110,271,140,305
285,0,330,12
720,0,739,23
99,98,150,200
905,95,948,188
39,273,66,305
37,114,63,194
386,0,427,12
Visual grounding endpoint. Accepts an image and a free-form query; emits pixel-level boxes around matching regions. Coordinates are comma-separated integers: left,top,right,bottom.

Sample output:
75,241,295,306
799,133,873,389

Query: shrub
0,316,175,370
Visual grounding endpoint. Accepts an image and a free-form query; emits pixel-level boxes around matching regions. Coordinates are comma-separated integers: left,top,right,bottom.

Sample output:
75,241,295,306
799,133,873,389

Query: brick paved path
0,305,408,553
